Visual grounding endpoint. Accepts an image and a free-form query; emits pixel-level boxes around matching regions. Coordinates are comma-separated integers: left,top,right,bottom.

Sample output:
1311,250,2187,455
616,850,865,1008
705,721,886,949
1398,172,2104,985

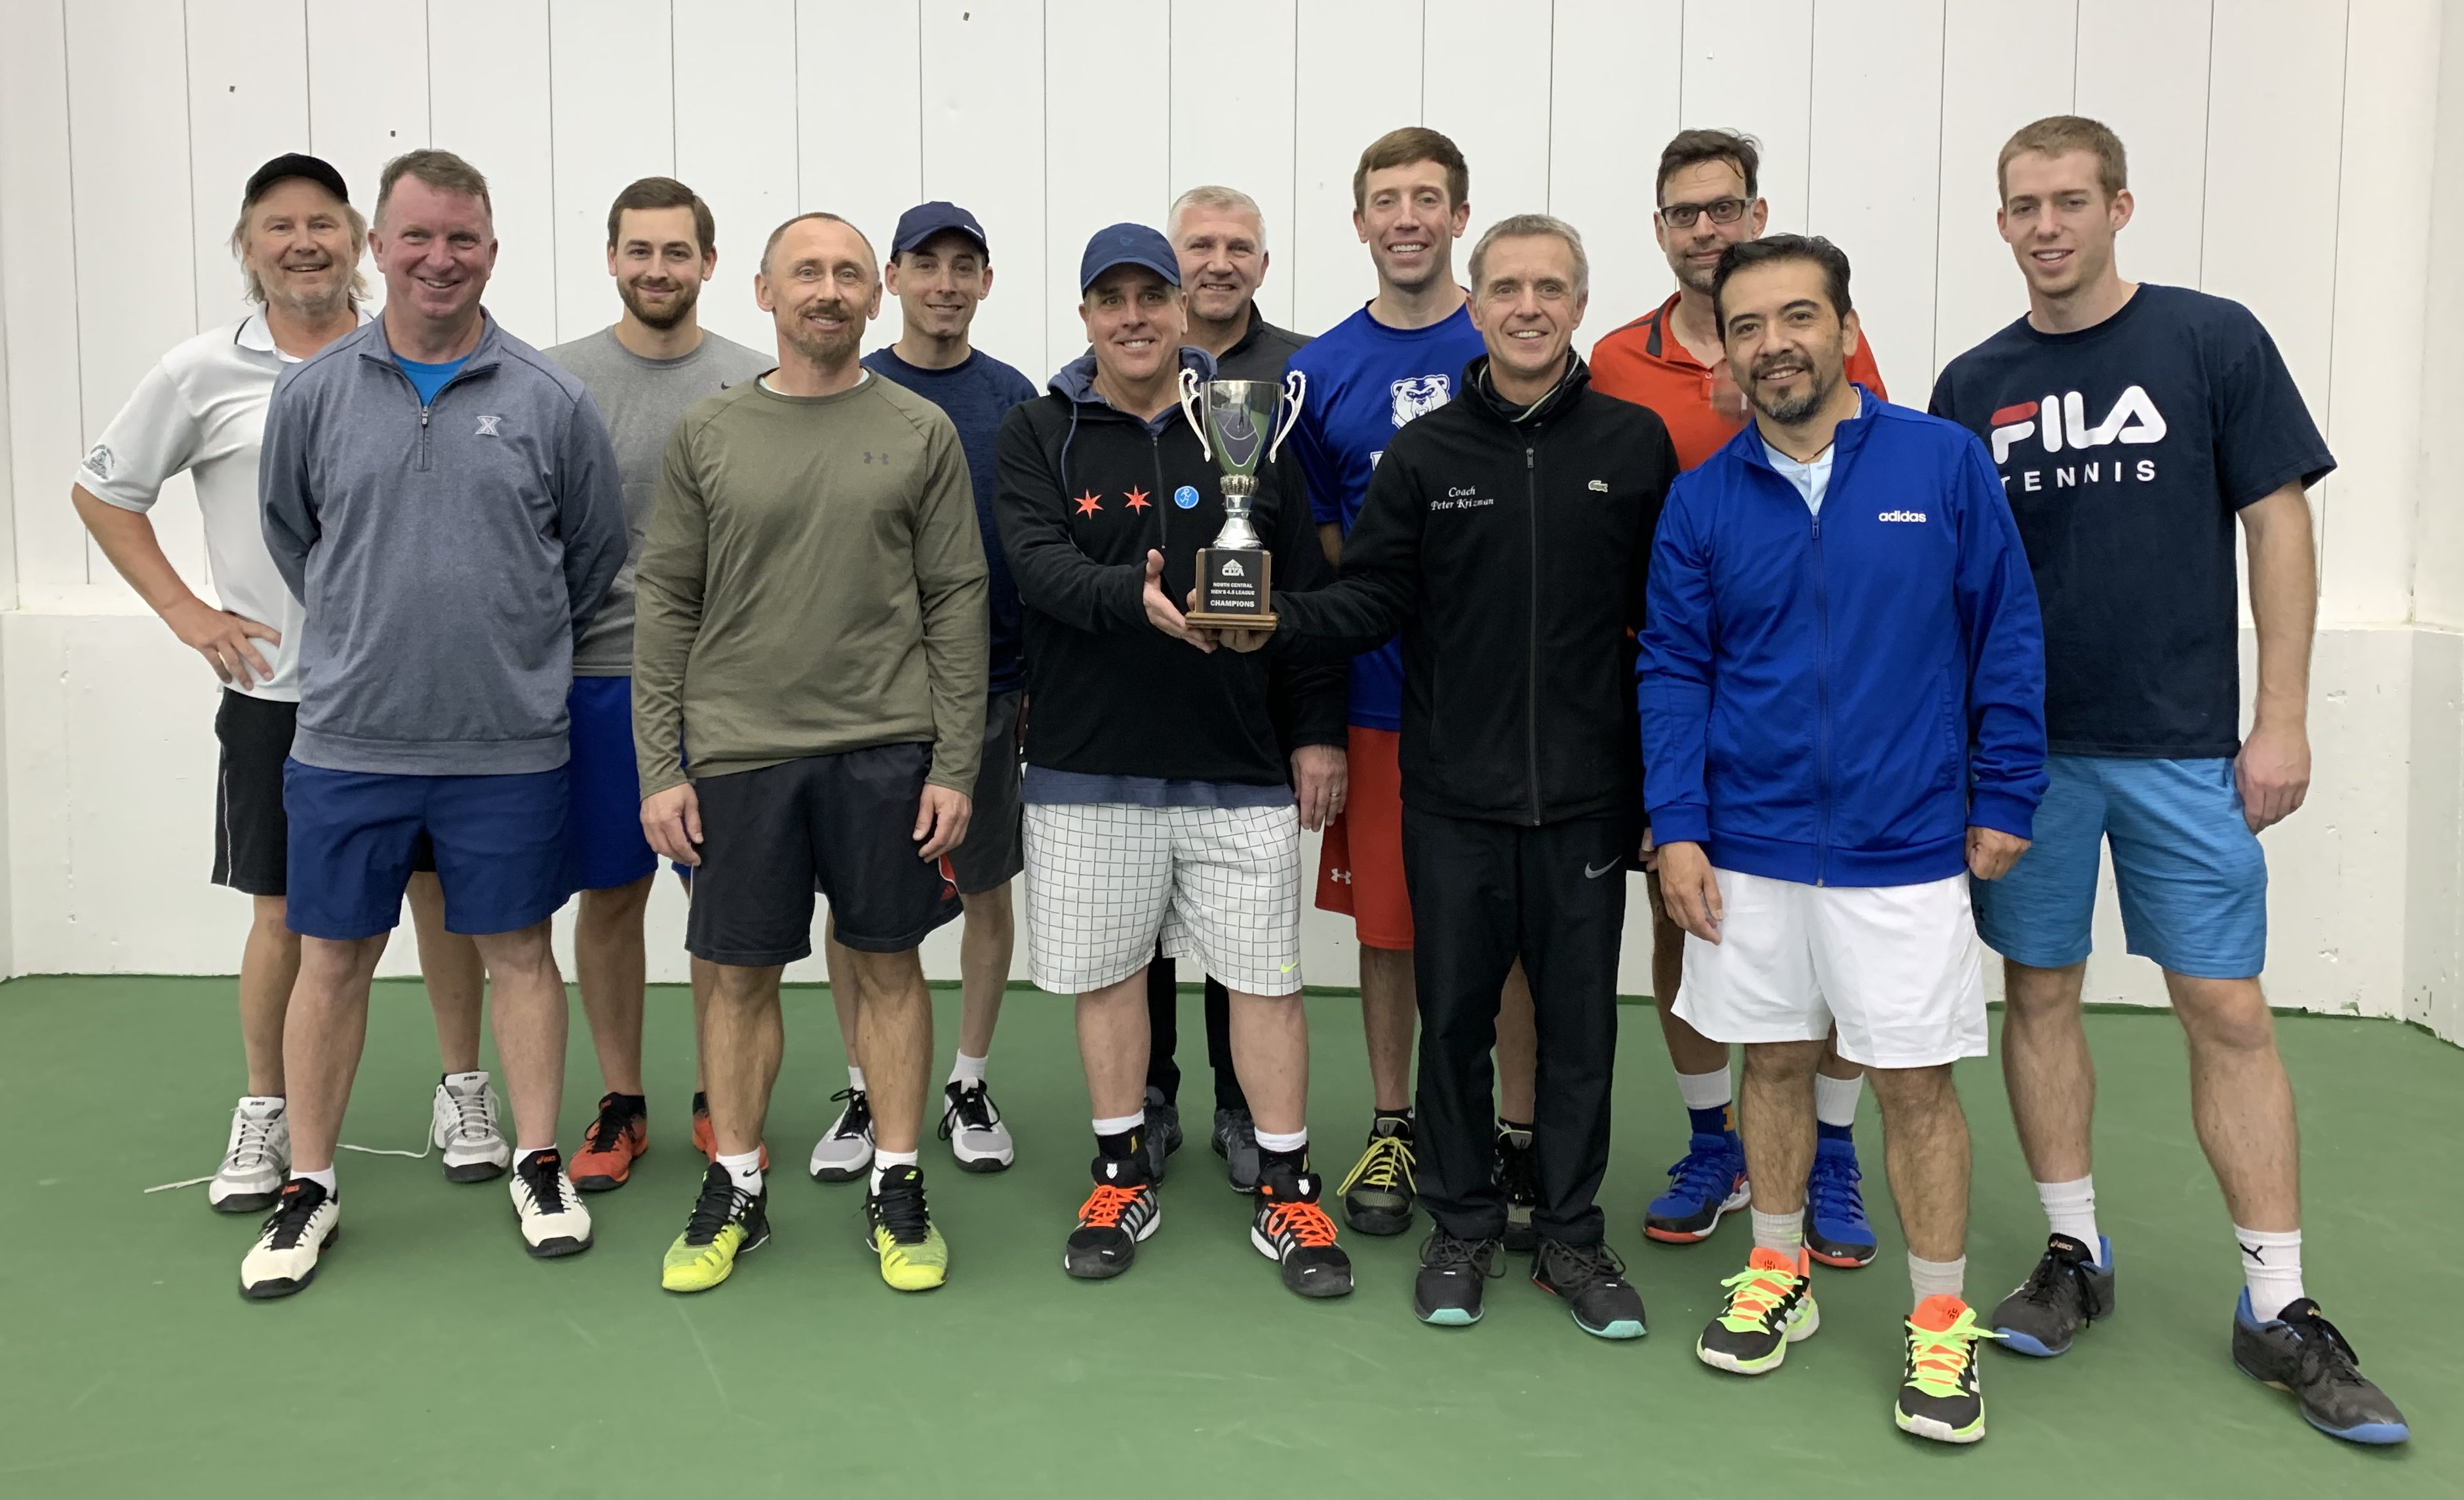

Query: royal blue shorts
1971,754,2267,979
565,675,657,894
283,760,570,939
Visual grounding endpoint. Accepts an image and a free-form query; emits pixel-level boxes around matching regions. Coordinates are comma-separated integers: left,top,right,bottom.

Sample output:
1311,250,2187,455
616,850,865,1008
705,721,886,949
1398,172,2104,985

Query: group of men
81,113,2404,1449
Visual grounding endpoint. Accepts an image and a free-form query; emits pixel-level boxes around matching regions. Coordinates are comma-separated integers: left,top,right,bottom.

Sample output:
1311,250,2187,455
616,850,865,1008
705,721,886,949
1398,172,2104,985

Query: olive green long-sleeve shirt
632,373,989,798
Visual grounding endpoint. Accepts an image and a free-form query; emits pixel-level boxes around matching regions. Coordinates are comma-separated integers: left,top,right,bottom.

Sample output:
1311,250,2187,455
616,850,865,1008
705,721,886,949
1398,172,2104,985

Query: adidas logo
1877,510,1927,523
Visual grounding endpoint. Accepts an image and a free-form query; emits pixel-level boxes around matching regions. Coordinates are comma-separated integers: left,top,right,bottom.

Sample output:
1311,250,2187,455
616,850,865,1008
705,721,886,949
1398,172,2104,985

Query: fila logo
1987,385,2166,466
1587,479,1609,493
1878,509,1927,523
474,414,503,437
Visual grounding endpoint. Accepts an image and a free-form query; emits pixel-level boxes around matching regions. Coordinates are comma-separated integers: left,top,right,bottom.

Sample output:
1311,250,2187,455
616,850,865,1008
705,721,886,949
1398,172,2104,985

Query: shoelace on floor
147,1094,446,1194
583,1095,640,1152
1420,1231,1504,1276
1662,1135,1737,1204
1905,1307,2001,1394
1495,1133,1539,1205
683,1175,758,1244
1805,1151,1869,1227
1076,1182,1148,1229
871,1172,933,1244
936,1084,999,1141
827,1086,872,1139
1717,1261,1803,1326
1338,1132,1416,1195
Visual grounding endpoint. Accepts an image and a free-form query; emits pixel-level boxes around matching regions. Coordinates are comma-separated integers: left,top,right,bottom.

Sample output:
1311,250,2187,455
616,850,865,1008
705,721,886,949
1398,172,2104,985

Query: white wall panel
1553,0,1681,347
429,0,557,344
1423,0,1554,241
68,0,205,597
1931,0,2074,374
1169,0,1299,328
304,0,430,246
184,0,312,332
920,2,1046,377
1290,1,1422,337
2,0,89,599
2072,0,2209,293
1678,0,1812,234
800,0,921,359
1044,0,1169,372
547,0,673,346
1805,0,1942,406
675,0,800,357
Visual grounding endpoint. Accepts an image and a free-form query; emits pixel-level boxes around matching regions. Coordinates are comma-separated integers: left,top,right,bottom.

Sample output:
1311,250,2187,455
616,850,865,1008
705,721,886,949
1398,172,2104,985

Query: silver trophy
1177,368,1306,624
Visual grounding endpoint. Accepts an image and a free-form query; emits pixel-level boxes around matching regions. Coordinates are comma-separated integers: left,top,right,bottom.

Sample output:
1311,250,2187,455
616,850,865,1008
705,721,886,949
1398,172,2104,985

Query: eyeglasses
1657,197,1751,229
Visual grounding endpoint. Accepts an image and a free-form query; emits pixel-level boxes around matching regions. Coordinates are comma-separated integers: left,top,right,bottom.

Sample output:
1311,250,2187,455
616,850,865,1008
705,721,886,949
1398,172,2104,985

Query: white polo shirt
75,307,370,703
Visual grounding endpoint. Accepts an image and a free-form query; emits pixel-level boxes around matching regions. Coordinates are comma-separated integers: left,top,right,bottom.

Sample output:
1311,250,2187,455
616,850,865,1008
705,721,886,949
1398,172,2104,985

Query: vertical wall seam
179,1,199,333
58,0,88,583
545,0,559,341
2317,0,2352,593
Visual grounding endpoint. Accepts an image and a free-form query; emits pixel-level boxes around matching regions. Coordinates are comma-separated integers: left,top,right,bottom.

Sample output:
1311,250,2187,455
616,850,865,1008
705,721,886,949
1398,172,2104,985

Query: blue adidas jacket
1639,395,2048,887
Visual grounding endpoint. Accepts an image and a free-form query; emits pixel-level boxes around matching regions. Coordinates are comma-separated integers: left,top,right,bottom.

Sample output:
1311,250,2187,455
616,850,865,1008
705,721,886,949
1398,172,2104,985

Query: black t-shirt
1928,285,2332,758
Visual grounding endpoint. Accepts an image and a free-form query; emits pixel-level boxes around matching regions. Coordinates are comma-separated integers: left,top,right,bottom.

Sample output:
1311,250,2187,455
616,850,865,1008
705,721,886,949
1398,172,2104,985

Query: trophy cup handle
1177,366,1211,460
1268,368,1307,464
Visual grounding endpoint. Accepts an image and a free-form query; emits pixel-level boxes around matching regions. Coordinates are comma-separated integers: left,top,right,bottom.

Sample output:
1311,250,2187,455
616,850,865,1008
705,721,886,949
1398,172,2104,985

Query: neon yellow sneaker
867,1164,948,1292
1697,1246,1819,1374
1896,1295,2004,1443
661,1161,769,1293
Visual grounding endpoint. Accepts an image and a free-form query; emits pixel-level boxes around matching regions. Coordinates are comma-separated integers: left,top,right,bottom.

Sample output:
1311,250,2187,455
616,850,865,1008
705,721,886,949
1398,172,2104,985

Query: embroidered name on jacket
1431,485,1493,512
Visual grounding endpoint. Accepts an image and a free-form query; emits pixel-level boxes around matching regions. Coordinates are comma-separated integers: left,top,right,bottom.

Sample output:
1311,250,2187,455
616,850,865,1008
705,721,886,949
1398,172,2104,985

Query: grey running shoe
208,1096,289,1214
430,1072,511,1183
1989,1233,2113,1356
808,1087,874,1183
1142,1085,1181,1185
938,1080,1015,1172
2233,1293,2409,1444
1496,1124,1538,1252
1213,1106,1262,1193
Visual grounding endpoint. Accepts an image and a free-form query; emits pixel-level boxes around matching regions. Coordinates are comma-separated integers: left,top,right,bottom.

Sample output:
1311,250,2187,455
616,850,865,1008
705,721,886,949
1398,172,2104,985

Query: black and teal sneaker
1413,1229,1502,1327
1533,1238,1647,1339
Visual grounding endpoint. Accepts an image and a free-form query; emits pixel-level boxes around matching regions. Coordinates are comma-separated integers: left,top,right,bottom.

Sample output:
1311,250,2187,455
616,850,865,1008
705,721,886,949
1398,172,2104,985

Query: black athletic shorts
212,689,294,896
685,743,961,966
948,690,1025,896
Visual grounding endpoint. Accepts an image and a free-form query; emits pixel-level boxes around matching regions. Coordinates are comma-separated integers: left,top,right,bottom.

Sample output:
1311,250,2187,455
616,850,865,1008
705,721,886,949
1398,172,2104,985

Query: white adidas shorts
1024,802,1302,997
1672,868,1987,1070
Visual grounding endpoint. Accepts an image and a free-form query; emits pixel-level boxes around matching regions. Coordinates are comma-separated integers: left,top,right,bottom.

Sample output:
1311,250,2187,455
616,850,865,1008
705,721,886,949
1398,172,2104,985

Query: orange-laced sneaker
1896,1294,2002,1444
569,1094,648,1192
1063,1155,1160,1280
688,1094,766,1170
1252,1166,1354,1298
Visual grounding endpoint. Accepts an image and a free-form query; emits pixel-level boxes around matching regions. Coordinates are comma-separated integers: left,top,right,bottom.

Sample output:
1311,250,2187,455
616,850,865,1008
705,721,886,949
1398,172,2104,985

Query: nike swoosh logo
1280,960,1300,973
1584,859,1620,878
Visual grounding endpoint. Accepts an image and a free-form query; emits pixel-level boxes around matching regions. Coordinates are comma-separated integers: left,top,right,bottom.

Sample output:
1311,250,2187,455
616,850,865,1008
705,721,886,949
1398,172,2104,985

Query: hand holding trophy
1177,367,1305,650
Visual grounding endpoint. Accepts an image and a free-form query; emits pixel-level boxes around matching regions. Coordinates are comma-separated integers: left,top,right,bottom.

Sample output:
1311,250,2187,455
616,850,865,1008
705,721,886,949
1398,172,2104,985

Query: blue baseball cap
1079,222,1180,292
891,201,989,258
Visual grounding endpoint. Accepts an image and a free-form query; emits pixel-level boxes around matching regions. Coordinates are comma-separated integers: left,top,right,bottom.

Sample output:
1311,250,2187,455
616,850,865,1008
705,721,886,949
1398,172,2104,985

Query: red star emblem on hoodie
1074,490,1103,517
1124,486,1152,511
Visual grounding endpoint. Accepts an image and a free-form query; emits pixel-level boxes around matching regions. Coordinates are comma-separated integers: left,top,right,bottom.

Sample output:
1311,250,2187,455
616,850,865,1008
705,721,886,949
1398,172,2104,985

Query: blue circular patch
1173,484,1201,510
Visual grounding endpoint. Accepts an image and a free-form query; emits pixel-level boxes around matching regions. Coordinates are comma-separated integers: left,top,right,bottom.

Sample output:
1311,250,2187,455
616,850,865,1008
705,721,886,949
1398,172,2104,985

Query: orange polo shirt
1590,292,1890,469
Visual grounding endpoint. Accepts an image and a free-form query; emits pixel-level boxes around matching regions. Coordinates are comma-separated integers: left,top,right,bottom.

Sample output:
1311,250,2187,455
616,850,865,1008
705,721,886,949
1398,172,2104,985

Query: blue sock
1687,1104,1735,1139
1816,1120,1854,1145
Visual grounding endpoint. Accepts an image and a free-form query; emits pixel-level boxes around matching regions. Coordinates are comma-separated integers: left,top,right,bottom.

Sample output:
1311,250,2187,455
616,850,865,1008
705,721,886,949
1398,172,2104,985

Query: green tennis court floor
1,975,2453,1497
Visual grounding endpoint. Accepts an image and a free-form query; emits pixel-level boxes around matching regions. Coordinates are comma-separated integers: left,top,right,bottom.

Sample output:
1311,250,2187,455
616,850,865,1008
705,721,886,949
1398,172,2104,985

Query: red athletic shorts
1314,727,1412,950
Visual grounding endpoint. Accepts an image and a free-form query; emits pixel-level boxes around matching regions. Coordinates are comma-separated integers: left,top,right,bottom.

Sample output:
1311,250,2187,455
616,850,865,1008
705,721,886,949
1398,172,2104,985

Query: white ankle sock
2036,1175,2102,1260
1813,1072,1863,1130
1909,1253,1966,1306
2237,1226,2304,1322
296,1165,337,1196
1092,1111,1144,1137
1254,1126,1307,1155
948,1052,988,1087
846,1065,867,1092
1675,1067,1732,1113
1751,1208,1804,1255
870,1148,920,1194
716,1148,763,1198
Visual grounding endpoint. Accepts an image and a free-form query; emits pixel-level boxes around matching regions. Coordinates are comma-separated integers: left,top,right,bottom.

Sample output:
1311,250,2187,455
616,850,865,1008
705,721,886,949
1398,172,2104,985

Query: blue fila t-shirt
1285,301,1487,731
1928,284,2332,759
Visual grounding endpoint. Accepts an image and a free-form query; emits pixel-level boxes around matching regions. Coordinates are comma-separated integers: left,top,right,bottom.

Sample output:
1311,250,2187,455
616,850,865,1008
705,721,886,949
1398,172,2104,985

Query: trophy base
1190,547,1274,631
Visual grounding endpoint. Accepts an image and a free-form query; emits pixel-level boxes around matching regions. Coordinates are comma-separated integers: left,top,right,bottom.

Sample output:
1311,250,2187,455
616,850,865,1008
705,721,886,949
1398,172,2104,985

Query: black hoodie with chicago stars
993,348,1344,786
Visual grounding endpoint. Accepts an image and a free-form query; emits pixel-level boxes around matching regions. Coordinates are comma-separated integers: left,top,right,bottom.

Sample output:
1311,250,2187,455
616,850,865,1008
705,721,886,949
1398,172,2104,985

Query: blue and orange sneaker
1644,1132,1747,1243
1805,1137,1877,1267
2232,1292,2408,1444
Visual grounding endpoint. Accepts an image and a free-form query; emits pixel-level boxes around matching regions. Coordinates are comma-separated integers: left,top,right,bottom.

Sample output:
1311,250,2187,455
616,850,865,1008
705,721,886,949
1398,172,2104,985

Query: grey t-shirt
546,325,773,674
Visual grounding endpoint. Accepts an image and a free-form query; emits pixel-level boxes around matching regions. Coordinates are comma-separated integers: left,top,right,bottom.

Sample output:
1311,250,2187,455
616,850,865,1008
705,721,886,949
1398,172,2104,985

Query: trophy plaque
1178,368,1306,630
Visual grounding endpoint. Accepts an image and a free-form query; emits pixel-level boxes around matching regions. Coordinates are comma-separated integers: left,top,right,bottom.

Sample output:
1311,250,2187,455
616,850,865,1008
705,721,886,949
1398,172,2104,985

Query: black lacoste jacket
1273,353,1679,825
994,351,1344,784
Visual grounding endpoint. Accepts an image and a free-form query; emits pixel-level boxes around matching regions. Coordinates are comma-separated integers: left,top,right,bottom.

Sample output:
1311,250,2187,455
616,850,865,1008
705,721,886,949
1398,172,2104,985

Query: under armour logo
1329,868,1353,884
475,414,503,437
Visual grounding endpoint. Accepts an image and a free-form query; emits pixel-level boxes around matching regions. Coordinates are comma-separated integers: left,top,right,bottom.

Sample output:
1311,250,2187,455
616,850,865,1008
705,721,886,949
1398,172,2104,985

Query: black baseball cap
1078,223,1179,292
243,153,351,208
891,201,989,258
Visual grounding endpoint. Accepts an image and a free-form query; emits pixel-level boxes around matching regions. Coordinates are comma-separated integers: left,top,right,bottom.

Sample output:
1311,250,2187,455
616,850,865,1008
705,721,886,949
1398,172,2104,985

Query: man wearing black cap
806,202,1038,1188
994,223,1352,1299
69,153,490,1219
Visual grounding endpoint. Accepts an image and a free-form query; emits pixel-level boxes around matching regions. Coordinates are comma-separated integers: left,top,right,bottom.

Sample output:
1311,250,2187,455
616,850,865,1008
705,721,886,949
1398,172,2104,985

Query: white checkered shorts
1023,802,1302,997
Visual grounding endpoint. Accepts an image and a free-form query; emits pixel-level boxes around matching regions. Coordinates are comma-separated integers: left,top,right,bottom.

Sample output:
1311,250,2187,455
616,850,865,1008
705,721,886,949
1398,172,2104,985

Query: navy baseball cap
891,201,989,258
1079,223,1180,292
243,152,351,208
